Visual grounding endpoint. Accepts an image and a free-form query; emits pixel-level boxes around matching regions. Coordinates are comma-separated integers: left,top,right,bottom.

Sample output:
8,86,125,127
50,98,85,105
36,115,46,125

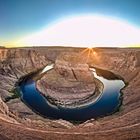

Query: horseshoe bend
0,47,140,140
36,53,101,109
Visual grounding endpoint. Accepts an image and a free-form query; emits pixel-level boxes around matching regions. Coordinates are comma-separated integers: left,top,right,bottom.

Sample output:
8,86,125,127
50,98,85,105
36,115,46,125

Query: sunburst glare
79,47,98,63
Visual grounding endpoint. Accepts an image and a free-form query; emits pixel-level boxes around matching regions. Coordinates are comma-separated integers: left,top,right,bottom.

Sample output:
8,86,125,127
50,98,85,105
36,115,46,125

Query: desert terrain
0,47,140,140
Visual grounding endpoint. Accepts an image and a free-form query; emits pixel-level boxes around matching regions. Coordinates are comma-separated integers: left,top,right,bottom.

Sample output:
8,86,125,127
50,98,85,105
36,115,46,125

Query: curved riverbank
18,65,125,121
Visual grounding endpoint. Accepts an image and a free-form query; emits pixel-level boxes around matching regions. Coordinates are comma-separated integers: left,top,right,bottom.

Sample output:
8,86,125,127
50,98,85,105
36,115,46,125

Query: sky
0,0,140,47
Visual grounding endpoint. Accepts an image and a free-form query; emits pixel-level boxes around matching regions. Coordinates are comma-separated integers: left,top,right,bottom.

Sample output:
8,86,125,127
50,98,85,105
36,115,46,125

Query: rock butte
36,52,102,108
0,47,140,140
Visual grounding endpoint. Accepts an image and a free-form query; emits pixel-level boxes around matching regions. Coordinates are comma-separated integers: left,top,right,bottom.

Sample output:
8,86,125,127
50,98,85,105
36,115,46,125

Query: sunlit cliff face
15,15,140,47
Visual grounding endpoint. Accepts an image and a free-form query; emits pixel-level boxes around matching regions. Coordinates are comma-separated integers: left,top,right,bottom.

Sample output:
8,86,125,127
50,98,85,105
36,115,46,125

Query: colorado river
19,64,125,121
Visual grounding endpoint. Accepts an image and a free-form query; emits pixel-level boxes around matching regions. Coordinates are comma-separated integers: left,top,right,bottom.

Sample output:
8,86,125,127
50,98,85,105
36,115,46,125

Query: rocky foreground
0,47,140,140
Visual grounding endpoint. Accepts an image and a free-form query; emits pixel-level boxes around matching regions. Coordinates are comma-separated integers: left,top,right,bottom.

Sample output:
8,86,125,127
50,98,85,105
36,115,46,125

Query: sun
79,46,98,62
16,15,140,47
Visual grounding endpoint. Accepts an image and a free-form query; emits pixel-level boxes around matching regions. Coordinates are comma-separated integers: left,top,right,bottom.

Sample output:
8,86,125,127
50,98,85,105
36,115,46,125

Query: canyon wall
0,47,139,140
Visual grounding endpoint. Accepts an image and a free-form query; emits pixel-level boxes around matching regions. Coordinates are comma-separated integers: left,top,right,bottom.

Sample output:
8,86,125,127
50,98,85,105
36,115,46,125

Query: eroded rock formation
36,52,100,108
55,52,94,82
